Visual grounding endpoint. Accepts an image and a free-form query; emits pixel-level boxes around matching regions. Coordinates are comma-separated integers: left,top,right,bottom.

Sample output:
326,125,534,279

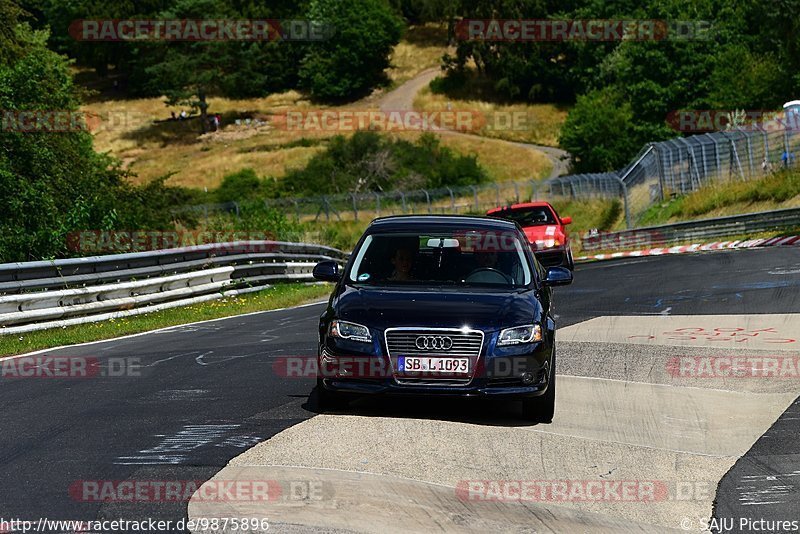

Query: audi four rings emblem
415,335,453,350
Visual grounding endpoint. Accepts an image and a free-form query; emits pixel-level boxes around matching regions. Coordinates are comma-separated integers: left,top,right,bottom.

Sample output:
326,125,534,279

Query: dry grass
390,130,552,182
387,24,450,86
84,94,551,189
413,85,568,147
84,92,338,188
80,27,552,190
81,25,451,189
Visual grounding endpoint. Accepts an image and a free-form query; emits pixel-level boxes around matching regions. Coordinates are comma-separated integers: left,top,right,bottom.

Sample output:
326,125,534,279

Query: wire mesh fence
174,125,799,229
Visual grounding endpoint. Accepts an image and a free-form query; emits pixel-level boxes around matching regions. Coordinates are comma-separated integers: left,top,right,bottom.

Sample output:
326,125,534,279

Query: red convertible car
487,201,574,270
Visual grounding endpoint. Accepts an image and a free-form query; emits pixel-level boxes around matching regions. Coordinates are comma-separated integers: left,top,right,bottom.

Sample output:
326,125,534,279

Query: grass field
386,24,450,86
639,171,800,226
0,283,332,357
414,85,568,147
82,25,457,190
84,97,553,189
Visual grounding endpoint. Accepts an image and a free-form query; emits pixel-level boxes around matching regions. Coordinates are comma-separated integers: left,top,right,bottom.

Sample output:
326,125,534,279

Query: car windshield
491,207,556,226
348,231,532,287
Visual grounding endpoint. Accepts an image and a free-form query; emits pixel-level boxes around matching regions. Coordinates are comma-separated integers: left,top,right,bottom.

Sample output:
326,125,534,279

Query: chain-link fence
173,176,623,225
614,126,800,226
174,125,799,229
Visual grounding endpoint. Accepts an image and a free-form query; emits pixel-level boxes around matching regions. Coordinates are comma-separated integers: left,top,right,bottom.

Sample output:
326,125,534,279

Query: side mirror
561,216,572,225
543,266,573,286
313,261,341,282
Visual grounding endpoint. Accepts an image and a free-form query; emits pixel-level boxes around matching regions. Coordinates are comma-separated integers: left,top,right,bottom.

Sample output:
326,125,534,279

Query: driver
470,249,523,285
387,246,417,281
474,250,498,269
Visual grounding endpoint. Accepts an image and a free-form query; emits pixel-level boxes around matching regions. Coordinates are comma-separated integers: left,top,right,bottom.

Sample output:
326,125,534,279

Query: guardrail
0,241,347,334
581,207,800,251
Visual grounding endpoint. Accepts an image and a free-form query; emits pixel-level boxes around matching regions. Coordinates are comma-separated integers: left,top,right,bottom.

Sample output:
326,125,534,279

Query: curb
575,235,800,263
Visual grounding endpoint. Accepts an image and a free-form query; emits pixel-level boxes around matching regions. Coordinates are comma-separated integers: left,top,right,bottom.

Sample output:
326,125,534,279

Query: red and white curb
576,235,800,263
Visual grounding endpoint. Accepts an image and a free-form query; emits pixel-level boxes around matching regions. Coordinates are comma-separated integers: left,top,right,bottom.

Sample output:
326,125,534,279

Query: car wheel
315,378,350,413
522,349,555,423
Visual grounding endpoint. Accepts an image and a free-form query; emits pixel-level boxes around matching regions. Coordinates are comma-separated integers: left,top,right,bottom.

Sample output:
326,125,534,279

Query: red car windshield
492,207,557,226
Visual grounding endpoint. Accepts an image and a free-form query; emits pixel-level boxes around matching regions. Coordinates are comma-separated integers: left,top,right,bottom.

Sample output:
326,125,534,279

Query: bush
278,131,488,196
215,169,263,203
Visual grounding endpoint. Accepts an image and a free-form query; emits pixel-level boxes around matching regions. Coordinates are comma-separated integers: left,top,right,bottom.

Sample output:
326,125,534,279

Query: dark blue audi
311,215,572,422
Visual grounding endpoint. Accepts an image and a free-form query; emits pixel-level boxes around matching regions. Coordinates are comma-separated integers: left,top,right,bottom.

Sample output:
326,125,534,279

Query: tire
315,378,350,413
522,349,556,423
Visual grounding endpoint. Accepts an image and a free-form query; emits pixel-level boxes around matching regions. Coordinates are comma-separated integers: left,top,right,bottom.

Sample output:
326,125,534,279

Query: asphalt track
1,246,798,532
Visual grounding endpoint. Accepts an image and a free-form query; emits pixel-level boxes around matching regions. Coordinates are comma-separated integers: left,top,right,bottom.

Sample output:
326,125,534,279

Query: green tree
0,23,126,260
299,0,403,101
559,88,647,172
142,0,237,132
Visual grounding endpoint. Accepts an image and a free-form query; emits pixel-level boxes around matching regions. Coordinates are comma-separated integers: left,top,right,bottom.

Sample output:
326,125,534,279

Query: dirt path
378,68,571,179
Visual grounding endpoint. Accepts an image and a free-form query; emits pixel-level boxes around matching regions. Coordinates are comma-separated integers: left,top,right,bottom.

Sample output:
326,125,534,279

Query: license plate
397,356,470,373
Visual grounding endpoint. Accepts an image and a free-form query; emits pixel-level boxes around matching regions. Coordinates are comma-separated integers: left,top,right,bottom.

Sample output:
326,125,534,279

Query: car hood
334,285,541,331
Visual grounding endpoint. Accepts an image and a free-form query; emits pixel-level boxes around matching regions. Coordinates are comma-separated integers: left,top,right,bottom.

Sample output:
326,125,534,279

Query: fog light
521,372,535,385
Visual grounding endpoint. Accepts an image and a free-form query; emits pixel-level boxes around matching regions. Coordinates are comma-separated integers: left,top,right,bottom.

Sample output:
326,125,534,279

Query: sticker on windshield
358,273,371,282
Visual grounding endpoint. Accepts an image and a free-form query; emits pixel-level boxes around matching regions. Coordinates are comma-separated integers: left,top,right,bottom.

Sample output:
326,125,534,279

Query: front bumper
532,246,570,268
318,336,553,398
320,377,548,397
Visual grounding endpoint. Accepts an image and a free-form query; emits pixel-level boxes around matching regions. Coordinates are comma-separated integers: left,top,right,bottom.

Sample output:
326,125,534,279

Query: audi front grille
384,327,484,385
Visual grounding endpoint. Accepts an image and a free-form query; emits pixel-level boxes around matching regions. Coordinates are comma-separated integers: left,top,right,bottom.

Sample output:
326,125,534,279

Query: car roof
367,214,518,232
486,201,555,214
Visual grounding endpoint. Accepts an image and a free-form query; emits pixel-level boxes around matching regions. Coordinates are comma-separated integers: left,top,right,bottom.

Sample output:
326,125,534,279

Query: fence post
374,192,380,217
471,186,479,211
742,128,754,179
513,182,520,203
400,192,407,213
423,189,431,213
351,193,358,221
447,187,455,211
652,144,666,200
529,180,538,201
610,174,631,229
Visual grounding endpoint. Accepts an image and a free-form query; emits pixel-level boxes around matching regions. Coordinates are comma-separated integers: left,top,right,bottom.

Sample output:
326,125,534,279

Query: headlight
329,320,372,343
498,324,542,345
534,239,561,249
